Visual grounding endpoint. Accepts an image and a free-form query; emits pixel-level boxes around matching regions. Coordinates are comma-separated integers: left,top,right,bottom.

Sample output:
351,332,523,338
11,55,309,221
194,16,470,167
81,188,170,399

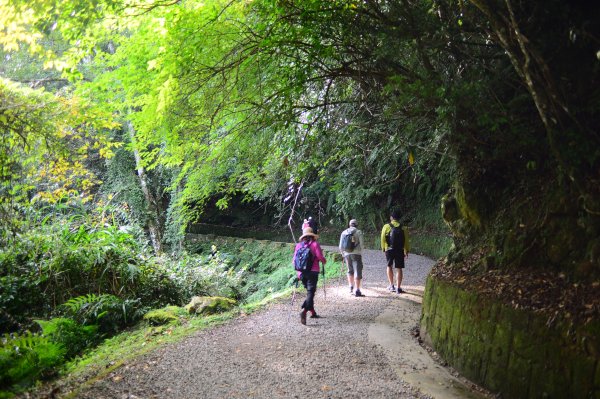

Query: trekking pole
322,265,327,301
339,253,345,289
287,278,299,323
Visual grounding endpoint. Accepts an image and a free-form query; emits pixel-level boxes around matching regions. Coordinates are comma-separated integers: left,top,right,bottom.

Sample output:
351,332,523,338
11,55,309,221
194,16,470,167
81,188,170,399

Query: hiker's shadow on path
343,293,397,300
289,321,326,329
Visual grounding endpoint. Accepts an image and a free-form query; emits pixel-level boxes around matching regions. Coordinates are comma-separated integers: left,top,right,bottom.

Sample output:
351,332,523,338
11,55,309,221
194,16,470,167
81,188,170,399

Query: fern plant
0,331,65,392
37,318,99,359
61,294,142,334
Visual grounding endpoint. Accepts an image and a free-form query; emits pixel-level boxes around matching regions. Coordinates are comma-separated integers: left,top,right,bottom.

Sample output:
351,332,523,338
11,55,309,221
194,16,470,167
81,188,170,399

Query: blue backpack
294,241,314,274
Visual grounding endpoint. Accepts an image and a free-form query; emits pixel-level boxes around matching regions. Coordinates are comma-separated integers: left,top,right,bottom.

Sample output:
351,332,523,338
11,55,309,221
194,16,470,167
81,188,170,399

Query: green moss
511,329,540,365
594,360,600,394
505,307,532,355
486,320,510,390
506,353,532,398
470,297,497,347
449,305,462,347
528,362,549,399
490,314,512,361
426,277,439,320
578,320,600,358
441,193,460,224
570,355,596,398
541,328,567,376
549,349,573,398
422,276,433,314
143,306,186,326
185,296,237,315
461,339,484,382
437,301,451,343
455,184,482,228
424,275,600,398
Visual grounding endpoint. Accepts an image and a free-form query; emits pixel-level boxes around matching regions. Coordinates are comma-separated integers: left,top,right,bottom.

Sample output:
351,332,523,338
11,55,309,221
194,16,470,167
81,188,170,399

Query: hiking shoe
388,285,396,292
310,313,321,319
350,286,354,294
300,311,307,325
355,290,365,297
397,288,406,294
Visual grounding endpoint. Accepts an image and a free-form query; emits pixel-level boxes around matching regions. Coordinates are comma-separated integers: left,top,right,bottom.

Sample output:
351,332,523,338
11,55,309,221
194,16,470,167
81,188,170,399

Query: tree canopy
1,0,599,279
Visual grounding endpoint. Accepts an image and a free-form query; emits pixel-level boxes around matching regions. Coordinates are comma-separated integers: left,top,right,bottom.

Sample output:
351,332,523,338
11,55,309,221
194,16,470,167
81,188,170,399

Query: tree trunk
126,121,163,254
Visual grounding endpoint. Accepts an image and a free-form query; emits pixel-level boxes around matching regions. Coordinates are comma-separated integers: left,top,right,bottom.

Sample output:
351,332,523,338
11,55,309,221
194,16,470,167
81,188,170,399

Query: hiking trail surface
75,247,491,399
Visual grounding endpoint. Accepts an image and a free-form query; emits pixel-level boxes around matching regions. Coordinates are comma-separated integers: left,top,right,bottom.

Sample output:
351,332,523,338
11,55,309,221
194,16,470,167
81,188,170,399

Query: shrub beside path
77,248,489,399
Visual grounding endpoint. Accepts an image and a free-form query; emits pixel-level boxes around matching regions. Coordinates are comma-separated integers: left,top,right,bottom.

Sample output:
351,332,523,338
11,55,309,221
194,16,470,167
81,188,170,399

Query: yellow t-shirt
380,221,410,254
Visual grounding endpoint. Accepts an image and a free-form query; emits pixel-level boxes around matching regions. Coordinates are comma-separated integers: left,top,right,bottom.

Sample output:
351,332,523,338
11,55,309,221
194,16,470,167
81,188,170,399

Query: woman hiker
292,227,327,325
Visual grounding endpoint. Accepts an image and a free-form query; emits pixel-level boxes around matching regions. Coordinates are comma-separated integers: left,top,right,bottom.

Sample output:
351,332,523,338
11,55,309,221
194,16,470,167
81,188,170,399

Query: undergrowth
1,228,341,398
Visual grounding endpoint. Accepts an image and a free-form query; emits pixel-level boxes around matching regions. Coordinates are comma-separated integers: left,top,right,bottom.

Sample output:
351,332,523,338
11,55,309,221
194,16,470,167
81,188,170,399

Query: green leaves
1,0,124,68
0,331,65,390
0,77,120,241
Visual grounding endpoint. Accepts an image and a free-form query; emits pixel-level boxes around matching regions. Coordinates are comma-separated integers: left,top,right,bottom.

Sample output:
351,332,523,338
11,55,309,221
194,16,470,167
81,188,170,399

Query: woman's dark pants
300,271,319,311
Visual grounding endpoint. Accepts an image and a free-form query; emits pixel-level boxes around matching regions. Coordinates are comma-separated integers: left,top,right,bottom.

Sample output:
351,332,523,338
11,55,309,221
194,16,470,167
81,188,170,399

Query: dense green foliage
184,236,340,304
0,217,297,330
0,206,303,395
1,0,597,265
1,0,460,250
0,331,65,396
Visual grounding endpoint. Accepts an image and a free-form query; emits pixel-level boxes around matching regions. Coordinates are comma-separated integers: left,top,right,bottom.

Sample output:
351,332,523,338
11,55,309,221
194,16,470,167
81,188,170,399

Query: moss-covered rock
143,306,186,326
441,192,460,224
454,184,482,229
185,296,237,315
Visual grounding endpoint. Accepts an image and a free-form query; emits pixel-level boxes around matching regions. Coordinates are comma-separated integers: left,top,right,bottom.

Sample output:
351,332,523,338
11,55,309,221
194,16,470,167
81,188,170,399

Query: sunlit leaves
0,0,124,70
0,2,44,52
0,77,118,222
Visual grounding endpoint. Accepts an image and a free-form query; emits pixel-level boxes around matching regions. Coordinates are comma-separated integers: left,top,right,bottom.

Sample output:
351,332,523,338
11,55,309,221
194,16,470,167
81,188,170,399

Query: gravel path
76,248,487,399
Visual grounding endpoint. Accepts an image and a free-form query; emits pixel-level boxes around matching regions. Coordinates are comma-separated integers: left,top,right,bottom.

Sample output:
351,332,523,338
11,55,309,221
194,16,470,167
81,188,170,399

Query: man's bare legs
347,271,362,291
396,268,403,291
387,266,404,292
386,266,394,289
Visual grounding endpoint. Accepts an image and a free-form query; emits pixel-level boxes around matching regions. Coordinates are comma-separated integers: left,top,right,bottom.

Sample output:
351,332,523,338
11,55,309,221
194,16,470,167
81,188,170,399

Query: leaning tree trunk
126,120,163,254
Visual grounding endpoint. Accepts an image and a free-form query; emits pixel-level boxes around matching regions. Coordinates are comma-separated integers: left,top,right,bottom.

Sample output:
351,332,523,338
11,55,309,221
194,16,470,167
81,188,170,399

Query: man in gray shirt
339,219,365,297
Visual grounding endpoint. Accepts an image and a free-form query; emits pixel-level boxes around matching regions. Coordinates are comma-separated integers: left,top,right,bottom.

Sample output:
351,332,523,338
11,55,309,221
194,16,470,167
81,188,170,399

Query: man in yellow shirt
380,210,410,294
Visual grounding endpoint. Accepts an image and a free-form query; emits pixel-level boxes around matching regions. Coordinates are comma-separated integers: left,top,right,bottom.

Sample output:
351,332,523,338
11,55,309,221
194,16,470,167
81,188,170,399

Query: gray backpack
341,230,357,252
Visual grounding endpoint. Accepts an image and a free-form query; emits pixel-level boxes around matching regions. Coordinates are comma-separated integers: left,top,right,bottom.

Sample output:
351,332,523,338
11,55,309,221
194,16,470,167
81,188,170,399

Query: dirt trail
75,248,489,399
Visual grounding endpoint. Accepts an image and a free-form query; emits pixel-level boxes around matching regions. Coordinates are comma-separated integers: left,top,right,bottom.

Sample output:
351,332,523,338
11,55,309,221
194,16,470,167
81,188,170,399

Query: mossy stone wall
420,276,600,398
